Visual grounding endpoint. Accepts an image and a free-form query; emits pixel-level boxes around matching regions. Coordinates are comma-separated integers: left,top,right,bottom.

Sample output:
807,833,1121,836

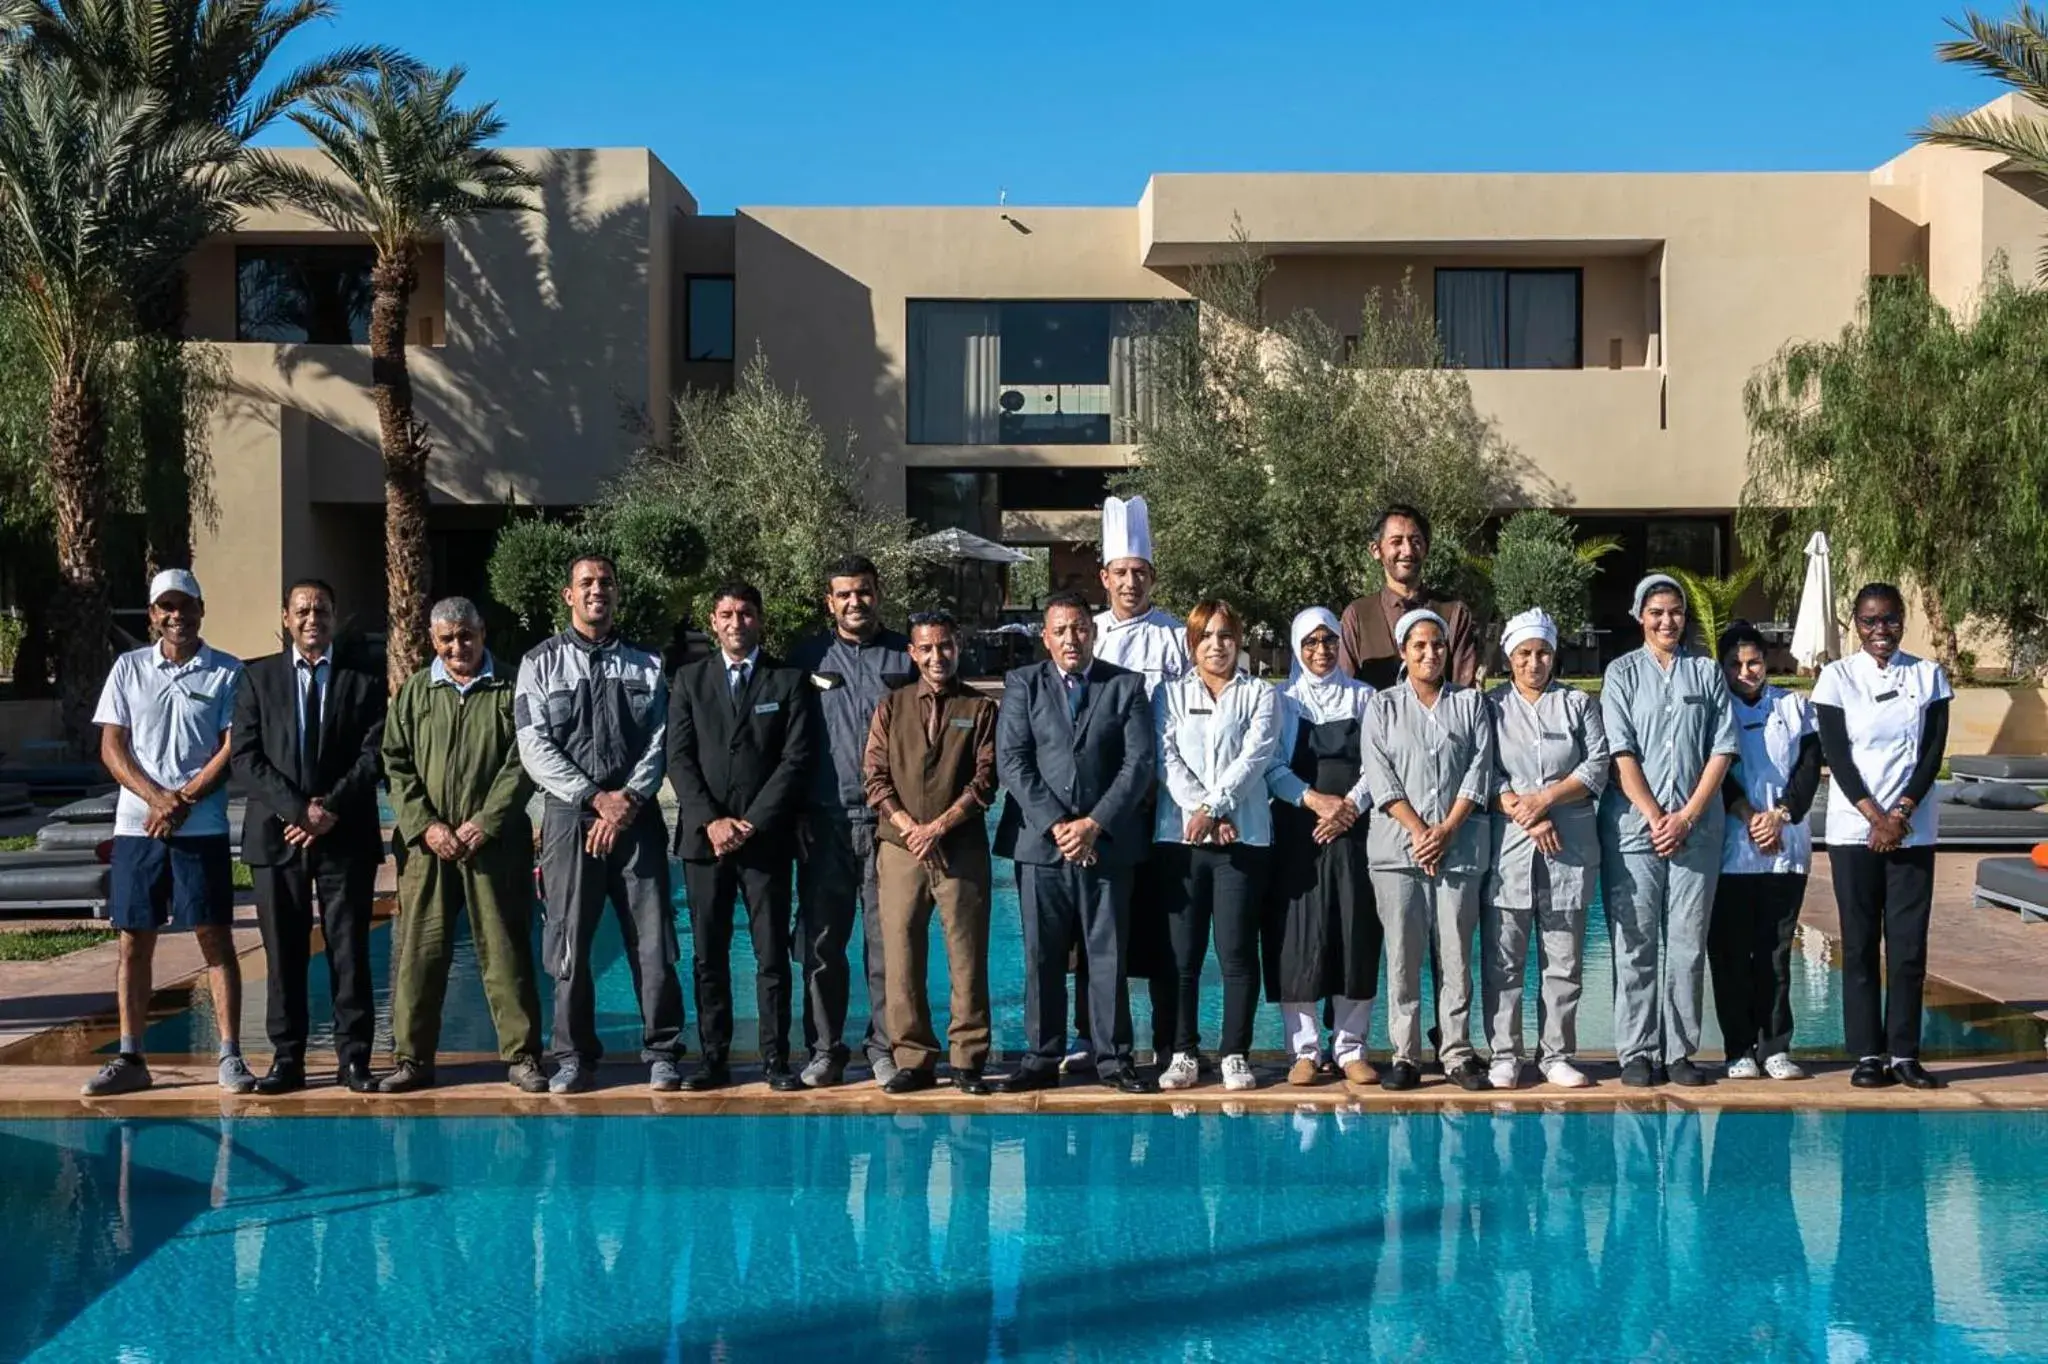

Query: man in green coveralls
380,597,547,1093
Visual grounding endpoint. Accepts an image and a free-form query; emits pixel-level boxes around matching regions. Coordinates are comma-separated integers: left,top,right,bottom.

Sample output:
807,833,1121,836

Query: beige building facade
172,102,2046,660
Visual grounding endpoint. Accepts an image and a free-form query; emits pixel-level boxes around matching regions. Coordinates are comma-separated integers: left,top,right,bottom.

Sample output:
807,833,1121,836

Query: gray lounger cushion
1951,756,2048,783
0,860,108,905
1975,857,2048,921
45,792,117,823
34,822,111,852
1951,782,2046,811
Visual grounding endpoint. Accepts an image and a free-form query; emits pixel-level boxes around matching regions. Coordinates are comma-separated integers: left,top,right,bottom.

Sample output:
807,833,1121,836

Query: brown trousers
877,839,992,1072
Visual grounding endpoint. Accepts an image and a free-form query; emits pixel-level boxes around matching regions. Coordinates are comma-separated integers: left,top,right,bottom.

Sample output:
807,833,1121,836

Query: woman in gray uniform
1598,574,1738,1089
1365,608,1496,1092
1483,608,1607,1090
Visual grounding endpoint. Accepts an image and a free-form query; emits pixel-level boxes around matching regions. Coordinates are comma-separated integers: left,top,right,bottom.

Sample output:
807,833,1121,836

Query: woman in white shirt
1365,609,1496,1091
1263,608,1379,1088
1710,622,1821,1082
1152,600,1279,1092
1811,582,1951,1090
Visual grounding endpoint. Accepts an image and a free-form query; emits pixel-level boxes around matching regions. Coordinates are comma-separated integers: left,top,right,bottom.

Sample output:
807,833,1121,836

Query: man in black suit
230,579,388,1095
668,581,818,1092
992,591,1156,1094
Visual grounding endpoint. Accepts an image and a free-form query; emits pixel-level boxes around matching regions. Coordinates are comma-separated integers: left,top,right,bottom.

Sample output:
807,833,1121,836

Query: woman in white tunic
1811,582,1951,1090
1710,622,1821,1082
1365,609,1496,1091
1263,608,1380,1088
1482,609,1607,1090
1598,574,1738,1089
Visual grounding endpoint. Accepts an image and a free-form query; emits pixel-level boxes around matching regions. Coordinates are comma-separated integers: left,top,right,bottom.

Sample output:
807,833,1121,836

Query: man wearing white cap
1088,494,1188,1070
82,570,250,1097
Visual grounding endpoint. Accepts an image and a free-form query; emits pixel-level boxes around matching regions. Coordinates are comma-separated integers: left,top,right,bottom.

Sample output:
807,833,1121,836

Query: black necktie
729,661,747,715
301,664,323,780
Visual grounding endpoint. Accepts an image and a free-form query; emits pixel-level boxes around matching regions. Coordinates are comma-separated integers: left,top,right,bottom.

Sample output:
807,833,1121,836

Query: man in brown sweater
1336,502,1480,690
861,610,1000,1096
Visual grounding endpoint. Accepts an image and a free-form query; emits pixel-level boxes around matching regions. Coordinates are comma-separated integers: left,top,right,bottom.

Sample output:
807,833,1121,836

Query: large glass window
907,300,1185,445
236,246,374,343
1434,268,1582,370
685,275,734,362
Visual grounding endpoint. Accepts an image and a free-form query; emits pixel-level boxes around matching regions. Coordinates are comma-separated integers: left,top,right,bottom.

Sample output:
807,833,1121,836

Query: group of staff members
77,499,1953,1099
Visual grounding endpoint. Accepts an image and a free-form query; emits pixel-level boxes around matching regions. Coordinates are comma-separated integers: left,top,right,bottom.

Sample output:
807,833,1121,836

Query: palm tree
253,61,537,690
10,0,400,571
1917,6,2048,278
0,54,238,736
1653,563,1761,651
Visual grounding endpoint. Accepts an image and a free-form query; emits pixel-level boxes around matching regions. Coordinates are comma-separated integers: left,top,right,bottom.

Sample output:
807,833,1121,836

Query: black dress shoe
764,1063,804,1093
338,1059,375,1093
684,1063,731,1093
1380,1061,1420,1091
994,1066,1060,1094
1851,1057,1897,1088
1619,1058,1655,1088
1100,1068,1153,1094
1447,1058,1493,1091
953,1068,990,1096
1890,1058,1945,1090
882,1068,936,1095
1650,1063,1671,1087
1668,1058,1712,1088
255,1061,305,1096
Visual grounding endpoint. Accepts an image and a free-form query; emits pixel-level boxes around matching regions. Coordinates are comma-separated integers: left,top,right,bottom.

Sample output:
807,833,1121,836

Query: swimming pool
2,1111,2044,1361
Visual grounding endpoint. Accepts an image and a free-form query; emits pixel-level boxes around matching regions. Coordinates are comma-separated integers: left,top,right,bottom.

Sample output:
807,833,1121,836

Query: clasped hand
1302,790,1358,846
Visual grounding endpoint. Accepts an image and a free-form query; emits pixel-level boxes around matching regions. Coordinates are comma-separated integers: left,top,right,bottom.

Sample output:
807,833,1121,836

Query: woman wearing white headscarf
1262,608,1381,1087
1483,609,1608,1090
1365,608,1496,1091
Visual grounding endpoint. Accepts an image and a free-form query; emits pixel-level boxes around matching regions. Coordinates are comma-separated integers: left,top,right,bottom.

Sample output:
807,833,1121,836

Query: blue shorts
109,835,236,932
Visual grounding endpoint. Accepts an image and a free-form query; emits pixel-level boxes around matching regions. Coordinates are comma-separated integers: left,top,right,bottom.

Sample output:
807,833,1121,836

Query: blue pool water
3,1111,2046,1361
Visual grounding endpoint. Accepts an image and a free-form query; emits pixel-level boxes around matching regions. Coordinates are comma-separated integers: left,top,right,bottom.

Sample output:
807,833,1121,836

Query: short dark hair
1042,590,1091,620
1716,620,1767,663
566,552,617,585
710,580,763,612
283,578,335,608
1853,582,1907,618
825,555,879,589
1371,503,1432,548
907,609,957,638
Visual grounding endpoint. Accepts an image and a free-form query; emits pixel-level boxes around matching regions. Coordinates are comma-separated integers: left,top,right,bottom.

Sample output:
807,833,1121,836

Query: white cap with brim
148,568,202,604
1631,574,1684,619
1101,495,1154,565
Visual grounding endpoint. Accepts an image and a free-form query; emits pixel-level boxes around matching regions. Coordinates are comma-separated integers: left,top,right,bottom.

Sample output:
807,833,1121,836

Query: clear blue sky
260,0,2005,213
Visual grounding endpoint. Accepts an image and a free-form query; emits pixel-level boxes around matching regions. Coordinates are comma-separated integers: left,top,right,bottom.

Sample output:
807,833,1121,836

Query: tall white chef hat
1101,495,1155,566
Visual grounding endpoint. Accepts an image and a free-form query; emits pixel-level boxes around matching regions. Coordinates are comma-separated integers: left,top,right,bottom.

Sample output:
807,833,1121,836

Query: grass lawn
0,928,115,961
0,835,33,852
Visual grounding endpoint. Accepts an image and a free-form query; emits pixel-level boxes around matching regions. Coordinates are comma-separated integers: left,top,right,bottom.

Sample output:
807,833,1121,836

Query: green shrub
1486,510,1604,636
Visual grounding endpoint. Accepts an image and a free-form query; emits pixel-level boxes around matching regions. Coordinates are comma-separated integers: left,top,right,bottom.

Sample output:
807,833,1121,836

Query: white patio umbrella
910,527,1032,564
1789,530,1840,672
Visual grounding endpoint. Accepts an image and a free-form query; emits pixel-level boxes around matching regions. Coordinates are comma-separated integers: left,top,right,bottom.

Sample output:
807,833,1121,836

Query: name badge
1189,707,1214,716
950,717,976,731
1540,730,1568,741
1681,694,1706,705
1874,690,1900,703
754,701,781,715
1742,721,1765,731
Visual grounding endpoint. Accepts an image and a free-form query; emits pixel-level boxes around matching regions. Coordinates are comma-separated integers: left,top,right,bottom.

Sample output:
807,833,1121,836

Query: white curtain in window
909,302,1000,444
1507,272,1580,369
1109,303,1162,442
1437,270,1505,369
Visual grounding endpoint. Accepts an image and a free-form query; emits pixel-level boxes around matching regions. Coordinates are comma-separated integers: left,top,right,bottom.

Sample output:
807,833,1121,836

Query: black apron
1263,715,1382,1002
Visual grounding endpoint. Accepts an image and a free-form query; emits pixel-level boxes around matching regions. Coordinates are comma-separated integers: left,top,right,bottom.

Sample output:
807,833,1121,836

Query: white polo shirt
1812,649,1951,849
92,642,244,838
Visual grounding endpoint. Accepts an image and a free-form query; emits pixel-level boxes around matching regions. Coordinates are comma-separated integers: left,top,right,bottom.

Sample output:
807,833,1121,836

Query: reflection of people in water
1700,1111,1811,1359
1598,1109,1707,1360
1831,1112,1937,1359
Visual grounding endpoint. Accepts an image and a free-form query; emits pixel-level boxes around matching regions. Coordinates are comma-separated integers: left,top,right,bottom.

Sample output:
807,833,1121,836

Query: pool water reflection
2,1111,2044,1361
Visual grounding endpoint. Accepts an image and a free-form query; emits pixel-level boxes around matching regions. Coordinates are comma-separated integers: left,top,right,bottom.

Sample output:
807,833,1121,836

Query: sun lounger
1811,780,2048,848
0,783,29,817
1950,756,2048,785
0,849,108,915
1974,857,2048,923
0,764,110,799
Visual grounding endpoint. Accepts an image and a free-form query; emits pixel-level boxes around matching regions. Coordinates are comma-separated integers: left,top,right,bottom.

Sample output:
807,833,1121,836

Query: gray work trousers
1481,865,1585,1064
1372,867,1480,1067
539,801,685,1065
1601,843,1718,1068
794,813,892,1066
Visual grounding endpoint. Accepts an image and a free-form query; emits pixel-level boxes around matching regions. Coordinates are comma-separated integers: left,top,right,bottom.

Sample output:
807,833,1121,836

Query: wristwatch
1772,804,1793,824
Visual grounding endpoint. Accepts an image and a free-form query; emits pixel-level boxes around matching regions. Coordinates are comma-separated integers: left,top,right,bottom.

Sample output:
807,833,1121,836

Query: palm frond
1574,533,1624,564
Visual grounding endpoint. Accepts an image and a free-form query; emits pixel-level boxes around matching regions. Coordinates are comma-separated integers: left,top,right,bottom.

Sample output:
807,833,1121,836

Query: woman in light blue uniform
1597,574,1738,1089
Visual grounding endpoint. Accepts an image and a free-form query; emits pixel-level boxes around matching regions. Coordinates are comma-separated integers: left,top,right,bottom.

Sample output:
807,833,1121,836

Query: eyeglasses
1300,635,1339,652
1855,613,1903,629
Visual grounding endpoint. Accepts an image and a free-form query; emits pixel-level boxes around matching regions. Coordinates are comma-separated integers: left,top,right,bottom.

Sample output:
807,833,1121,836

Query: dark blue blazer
994,658,1156,867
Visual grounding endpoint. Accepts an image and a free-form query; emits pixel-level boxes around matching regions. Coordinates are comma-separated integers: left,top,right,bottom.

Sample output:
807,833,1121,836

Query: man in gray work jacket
515,552,686,1093
786,554,915,1087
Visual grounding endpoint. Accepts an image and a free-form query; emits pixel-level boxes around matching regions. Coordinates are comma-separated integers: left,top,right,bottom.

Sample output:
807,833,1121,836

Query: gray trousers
1602,844,1718,1067
539,801,684,1065
1372,868,1480,1067
1482,867,1584,1064
795,813,892,1066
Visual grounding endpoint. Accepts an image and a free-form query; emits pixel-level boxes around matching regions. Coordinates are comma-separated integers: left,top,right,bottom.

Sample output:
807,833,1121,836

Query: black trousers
1828,844,1935,1060
251,849,376,1069
1708,871,1807,1061
683,855,793,1065
1075,860,1176,1058
1159,843,1269,1056
1018,859,1133,1074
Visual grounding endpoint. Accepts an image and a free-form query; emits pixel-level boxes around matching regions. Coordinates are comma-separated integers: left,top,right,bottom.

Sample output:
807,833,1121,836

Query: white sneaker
1725,1055,1762,1080
1763,1053,1809,1081
1487,1058,1522,1090
1221,1054,1256,1091
1539,1059,1591,1089
1158,1052,1200,1091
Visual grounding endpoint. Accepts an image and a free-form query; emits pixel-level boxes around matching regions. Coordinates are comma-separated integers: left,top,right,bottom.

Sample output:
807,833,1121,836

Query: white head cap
148,568,202,604
1101,495,1154,566
1393,607,1449,650
1632,573,1685,620
1500,607,1558,656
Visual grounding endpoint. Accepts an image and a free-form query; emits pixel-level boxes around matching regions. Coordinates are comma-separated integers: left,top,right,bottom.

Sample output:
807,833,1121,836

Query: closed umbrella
1789,530,1839,672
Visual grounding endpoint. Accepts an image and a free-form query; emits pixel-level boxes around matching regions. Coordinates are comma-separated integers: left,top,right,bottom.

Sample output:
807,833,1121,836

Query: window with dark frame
685,275,735,362
235,245,375,344
1434,267,1583,370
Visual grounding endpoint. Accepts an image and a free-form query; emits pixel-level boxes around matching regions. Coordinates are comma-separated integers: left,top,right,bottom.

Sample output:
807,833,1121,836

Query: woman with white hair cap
1262,607,1380,1087
1597,573,1738,1088
1364,606,1496,1090
1483,608,1609,1089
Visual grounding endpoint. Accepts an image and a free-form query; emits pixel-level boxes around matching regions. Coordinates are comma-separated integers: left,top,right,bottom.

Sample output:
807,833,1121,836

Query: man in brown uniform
862,610,1000,1096
1336,503,1480,690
